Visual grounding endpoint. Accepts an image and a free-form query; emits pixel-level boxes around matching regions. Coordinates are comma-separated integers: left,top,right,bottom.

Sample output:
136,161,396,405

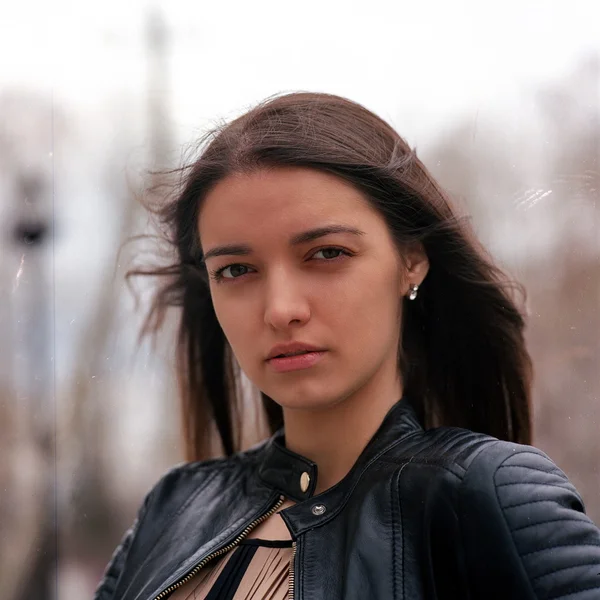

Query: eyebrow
201,225,366,263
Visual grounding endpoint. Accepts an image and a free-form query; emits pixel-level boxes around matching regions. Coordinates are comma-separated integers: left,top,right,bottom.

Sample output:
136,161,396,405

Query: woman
94,91,600,600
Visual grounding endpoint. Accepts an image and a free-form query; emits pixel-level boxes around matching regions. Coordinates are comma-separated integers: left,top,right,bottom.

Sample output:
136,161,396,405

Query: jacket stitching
531,560,600,583
503,498,565,510
502,450,555,463
396,455,417,600
496,481,573,489
378,458,464,478
300,527,305,600
512,517,587,533
383,434,475,471
436,432,486,459
491,449,548,598
469,442,539,599
391,470,398,600
497,464,557,474
547,583,600,600
493,449,599,598
520,541,600,559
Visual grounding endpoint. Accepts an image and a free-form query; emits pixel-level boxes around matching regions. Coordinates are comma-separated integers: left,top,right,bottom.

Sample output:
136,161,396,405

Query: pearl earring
408,283,419,300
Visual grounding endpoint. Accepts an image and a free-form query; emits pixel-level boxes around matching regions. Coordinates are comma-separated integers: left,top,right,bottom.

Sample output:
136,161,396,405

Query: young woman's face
198,166,425,413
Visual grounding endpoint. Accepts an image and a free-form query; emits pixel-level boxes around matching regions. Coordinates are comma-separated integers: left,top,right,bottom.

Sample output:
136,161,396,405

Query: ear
400,242,429,295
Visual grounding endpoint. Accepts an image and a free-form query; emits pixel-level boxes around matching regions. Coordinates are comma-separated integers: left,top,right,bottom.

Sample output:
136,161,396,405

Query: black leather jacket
94,398,600,599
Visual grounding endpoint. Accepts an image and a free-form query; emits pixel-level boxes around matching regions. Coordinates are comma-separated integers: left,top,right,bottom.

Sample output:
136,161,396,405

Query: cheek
339,268,401,338
210,295,250,348
343,261,399,310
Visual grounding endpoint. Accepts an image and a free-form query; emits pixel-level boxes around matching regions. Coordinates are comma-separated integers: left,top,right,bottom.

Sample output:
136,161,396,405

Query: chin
268,388,343,412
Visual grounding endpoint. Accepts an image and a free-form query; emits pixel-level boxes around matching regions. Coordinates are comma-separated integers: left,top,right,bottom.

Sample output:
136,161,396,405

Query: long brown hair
128,91,533,461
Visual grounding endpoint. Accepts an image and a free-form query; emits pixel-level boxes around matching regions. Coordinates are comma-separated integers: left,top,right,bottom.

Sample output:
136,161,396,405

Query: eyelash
208,246,354,283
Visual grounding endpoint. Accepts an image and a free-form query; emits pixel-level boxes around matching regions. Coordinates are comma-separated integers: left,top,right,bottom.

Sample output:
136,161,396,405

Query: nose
263,268,311,330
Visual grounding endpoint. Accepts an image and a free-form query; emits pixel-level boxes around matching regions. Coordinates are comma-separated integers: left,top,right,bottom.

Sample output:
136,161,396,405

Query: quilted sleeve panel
494,448,600,599
459,441,600,600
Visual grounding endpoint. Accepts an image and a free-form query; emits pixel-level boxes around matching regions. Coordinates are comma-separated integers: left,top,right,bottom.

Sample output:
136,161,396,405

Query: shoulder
390,424,574,484
453,435,590,535
93,443,268,599
458,436,582,505
451,435,600,599
397,428,600,598
142,439,268,513
386,424,502,477
402,426,594,541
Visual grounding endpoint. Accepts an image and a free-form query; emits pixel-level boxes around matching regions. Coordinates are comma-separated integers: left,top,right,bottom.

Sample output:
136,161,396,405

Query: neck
281,379,403,496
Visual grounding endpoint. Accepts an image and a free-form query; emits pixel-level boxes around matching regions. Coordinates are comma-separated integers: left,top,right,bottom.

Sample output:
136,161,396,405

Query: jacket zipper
152,493,290,600
288,540,297,600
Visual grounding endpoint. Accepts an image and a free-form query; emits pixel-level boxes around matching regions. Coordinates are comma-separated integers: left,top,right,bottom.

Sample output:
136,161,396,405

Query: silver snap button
311,504,326,516
300,471,311,492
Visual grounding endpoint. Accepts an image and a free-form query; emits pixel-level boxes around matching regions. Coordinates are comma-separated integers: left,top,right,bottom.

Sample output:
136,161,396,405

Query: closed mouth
273,350,318,359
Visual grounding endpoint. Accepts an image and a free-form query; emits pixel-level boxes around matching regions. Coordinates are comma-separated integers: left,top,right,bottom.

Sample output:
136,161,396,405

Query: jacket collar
257,396,422,503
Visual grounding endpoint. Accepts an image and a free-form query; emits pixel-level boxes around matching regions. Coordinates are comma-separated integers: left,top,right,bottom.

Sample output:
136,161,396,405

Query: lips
267,350,327,372
274,350,311,358
266,342,326,361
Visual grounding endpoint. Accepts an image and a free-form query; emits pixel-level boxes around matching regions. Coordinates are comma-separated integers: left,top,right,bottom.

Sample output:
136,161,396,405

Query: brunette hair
128,91,533,461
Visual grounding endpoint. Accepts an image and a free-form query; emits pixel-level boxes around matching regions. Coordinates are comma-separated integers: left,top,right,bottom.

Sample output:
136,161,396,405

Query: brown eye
314,248,345,260
211,264,253,282
225,265,250,278
312,247,352,261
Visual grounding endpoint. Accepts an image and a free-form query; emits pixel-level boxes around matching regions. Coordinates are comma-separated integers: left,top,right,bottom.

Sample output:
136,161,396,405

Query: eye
312,247,348,261
209,246,353,283
209,263,253,282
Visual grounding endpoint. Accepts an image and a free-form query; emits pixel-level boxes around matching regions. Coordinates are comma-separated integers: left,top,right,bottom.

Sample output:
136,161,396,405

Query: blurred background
0,1,598,598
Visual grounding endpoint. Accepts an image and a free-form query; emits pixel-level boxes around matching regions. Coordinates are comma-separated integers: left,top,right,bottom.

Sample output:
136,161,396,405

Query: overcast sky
1,0,598,143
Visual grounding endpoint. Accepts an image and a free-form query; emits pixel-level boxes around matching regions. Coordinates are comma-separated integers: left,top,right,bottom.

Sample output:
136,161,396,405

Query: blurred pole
8,165,56,599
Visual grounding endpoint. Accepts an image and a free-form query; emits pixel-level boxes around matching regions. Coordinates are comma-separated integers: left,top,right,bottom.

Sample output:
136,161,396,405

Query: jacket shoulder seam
378,456,465,479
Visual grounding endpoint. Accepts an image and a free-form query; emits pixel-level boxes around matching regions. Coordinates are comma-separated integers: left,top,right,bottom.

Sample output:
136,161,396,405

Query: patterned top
168,539,293,600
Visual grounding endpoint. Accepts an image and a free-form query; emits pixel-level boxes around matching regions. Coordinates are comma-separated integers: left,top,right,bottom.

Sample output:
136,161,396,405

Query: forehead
198,166,376,239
